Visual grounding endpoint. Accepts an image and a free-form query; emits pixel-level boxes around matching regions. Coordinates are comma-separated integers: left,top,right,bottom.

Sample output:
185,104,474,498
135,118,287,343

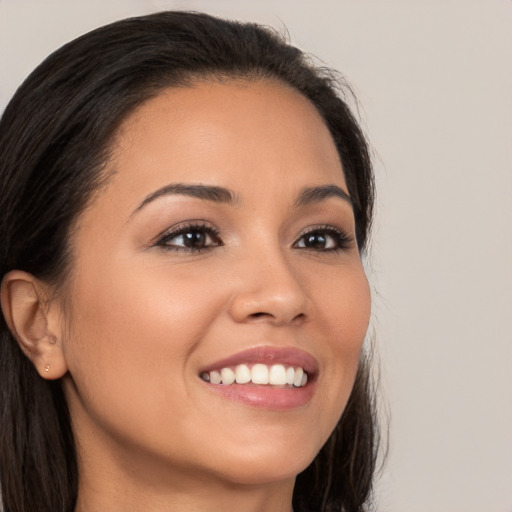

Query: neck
75,469,295,512
73,434,295,512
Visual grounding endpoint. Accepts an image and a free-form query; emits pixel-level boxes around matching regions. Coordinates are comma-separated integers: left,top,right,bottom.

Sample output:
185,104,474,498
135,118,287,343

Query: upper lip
199,346,319,376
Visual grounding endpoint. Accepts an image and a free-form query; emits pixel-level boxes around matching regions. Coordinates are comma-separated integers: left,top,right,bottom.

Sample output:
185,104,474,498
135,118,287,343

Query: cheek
314,260,371,349
310,263,371,423
67,256,217,345
331,267,371,355
60,260,223,431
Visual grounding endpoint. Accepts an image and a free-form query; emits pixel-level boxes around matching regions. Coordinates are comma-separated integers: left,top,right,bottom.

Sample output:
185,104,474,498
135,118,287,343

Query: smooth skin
1,79,371,512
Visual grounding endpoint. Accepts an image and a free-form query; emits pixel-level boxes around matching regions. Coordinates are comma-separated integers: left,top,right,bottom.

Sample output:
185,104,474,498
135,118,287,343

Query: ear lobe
0,270,68,380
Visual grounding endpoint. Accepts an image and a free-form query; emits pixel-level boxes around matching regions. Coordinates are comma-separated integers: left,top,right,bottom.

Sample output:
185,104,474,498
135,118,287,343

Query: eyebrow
132,183,241,215
293,184,352,208
131,182,351,216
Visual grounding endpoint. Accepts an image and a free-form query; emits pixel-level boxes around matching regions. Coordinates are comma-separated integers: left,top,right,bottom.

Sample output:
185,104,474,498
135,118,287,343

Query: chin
208,442,319,486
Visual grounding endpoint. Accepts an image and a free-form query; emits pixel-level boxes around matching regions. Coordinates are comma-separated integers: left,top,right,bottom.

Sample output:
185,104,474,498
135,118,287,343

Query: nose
228,247,312,326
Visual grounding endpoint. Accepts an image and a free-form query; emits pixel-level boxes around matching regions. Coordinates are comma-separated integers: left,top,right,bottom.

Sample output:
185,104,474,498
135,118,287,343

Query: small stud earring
44,364,50,372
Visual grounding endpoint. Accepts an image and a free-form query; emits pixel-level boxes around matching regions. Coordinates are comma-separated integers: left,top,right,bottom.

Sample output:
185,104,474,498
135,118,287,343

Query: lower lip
202,380,316,410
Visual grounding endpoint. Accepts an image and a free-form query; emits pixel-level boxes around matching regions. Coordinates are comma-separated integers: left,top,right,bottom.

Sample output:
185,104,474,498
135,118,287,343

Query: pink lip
199,346,318,410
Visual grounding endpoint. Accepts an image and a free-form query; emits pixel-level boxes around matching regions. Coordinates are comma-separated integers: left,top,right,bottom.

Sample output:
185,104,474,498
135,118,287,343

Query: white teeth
221,367,235,385
210,370,221,385
202,364,308,387
293,367,304,387
251,364,269,384
235,364,251,384
268,364,287,385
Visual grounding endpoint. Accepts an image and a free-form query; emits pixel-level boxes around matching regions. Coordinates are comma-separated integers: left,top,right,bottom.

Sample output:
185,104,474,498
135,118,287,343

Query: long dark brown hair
0,11,378,512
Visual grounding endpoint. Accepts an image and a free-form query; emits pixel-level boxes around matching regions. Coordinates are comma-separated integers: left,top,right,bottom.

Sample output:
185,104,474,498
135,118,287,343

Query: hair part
0,11,377,512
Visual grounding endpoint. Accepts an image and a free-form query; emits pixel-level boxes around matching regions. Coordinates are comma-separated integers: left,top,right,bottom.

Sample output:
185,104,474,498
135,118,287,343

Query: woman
0,11,378,512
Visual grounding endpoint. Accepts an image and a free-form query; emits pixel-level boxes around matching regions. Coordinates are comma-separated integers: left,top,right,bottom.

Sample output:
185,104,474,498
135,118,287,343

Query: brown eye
157,223,222,252
181,230,209,249
301,232,332,249
294,227,352,252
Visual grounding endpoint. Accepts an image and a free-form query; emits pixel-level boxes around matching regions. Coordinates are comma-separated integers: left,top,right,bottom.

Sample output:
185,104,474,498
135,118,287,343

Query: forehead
107,79,346,197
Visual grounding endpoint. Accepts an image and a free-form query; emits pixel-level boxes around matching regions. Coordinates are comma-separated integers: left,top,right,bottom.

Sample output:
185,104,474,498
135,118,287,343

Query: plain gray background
1,1,511,511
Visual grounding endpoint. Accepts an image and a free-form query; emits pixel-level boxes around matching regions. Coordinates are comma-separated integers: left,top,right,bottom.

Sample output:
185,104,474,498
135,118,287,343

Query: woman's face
58,79,371,487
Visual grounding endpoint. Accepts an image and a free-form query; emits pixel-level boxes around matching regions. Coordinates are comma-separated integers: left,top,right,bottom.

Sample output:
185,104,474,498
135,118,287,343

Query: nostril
250,312,268,318
247,311,306,325
291,312,306,326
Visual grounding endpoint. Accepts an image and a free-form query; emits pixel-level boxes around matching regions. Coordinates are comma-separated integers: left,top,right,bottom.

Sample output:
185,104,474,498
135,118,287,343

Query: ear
0,270,68,380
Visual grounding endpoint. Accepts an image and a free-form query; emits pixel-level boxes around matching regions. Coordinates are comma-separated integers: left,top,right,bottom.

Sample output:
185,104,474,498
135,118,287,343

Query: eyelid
152,219,212,241
153,220,222,250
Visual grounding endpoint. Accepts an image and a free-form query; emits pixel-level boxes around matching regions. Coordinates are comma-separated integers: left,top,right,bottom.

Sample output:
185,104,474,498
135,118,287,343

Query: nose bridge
228,235,311,325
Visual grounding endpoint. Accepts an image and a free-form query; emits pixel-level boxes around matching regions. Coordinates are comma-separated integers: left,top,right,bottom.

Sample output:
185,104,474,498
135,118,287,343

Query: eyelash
155,222,222,252
154,222,352,253
293,225,353,253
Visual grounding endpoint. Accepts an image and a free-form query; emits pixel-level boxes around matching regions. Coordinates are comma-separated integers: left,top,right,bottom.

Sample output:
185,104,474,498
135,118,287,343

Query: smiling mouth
200,363,308,387
198,346,317,409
